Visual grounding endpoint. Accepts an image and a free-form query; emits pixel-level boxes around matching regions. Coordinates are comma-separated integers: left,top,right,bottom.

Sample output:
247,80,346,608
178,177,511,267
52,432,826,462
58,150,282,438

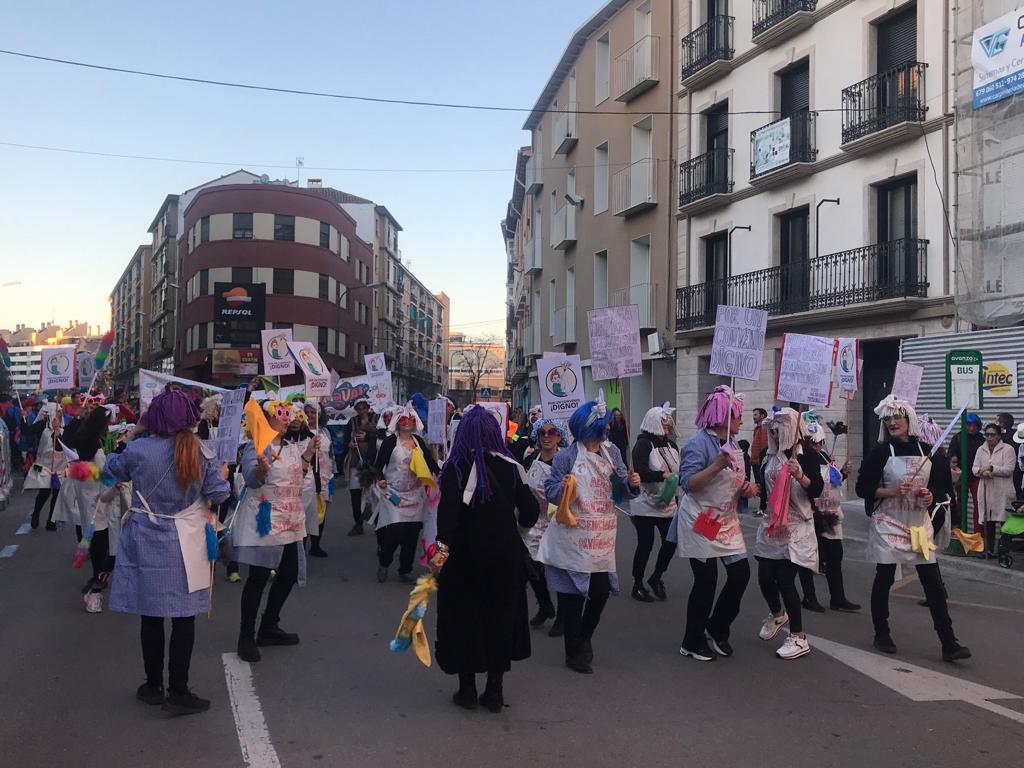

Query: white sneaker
759,612,788,641
776,634,811,660
84,592,103,614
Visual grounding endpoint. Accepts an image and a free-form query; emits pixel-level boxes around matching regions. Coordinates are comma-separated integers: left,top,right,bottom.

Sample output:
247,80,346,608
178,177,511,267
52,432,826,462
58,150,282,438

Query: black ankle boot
480,673,504,713
237,634,261,663
257,622,300,646
453,673,478,710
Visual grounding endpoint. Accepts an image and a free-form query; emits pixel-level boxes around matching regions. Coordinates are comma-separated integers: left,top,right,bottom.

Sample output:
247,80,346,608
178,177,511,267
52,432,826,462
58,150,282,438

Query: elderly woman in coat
973,422,1017,556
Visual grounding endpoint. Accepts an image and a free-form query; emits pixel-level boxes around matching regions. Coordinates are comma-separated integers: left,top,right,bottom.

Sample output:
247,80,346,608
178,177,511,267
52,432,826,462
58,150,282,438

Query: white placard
752,117,791,176
891,361,924,406
260,329,295,376
364,353,388,375
39,346,76,391
76,352,96,388
587,305,642,381
537,354,585,420
709,304,768,381
327,373,394,413
836,337,860,392
951,364,982,410
476,401,509,437
138,369,228,411
427,397,447,444
216,388,246,463
983,359,1017,398
776,333,836,407
287,341,331,398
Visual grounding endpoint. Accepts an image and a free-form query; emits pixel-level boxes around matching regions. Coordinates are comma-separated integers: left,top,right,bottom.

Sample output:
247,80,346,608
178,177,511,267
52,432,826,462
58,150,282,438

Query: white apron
24,426,68,490
93,483,130,556
815,459,844,541
630,444,680,518
369,441,427,528
755,452,818,571
675,454,746,560
52,449,106,529
233,441,306,548
302,430,333,534
537,446,618,574
521,457,554,559
866,444,936,565
130,491,214,593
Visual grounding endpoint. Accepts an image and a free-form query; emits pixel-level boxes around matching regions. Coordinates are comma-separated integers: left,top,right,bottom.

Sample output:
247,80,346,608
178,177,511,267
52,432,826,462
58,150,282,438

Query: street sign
945,349,984,410
480,387,492,399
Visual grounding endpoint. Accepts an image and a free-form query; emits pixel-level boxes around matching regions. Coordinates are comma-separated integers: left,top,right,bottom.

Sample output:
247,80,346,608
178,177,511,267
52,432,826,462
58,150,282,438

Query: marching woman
540,394,641,674
628,403,680,602
856,396,970,661
674,385,759,662
235,400,317,664
342,399,378,536
106,390,230,715
371,404,440,584
754,409,823,660
520,417,568,631
799,418,860,612
301,402,334,558
973,422,1017,557
433,405,540,712
23,406,67,530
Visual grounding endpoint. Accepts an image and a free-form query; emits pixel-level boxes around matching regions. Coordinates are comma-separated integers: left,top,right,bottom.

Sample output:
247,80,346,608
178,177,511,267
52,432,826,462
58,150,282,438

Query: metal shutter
877,5,917,73
780,62,810,117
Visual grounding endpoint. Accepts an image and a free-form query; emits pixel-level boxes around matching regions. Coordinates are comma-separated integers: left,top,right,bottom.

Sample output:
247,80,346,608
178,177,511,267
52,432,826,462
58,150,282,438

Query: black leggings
798,537,849,605
757,557,803,633
350,489,363,526
240,542,299,637
683,557,750,648
871,562,956,647
33,489,58,522
89,529,112,592
376,522,421,574
630,516,676,583
528,560,554,613
141,615,195,694
557,572,611,658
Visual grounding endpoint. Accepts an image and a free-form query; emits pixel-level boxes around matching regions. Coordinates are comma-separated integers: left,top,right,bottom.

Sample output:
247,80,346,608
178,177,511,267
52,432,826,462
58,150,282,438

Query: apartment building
673,0,956,461
4,323,100,393
448,332,507,406
396,272,447,401
109,244,152,389
507,0,679,427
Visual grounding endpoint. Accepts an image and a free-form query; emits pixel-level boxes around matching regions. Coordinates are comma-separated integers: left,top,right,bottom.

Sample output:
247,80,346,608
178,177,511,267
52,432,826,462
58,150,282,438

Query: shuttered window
877,4,917,73
780,61,810,117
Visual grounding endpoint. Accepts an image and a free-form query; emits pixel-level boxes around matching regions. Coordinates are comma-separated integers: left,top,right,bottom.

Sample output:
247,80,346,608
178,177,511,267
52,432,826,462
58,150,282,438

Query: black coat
434,454,539,675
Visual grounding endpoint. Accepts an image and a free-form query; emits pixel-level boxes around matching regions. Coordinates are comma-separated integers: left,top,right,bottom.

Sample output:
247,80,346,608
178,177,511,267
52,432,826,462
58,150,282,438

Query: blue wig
568,400,610,443
440,404,516,506
410,392,429,426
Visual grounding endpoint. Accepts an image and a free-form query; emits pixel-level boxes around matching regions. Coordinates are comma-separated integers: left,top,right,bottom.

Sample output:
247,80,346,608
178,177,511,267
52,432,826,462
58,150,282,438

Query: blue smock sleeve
240,442,265,489
679,432,714,494
544,446,575,505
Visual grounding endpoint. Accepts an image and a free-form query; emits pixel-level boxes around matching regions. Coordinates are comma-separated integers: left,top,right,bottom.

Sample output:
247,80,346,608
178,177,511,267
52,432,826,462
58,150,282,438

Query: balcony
681,16,734,89
550,204,577,250
841,62,928,152
749,111,818,186
523,327,541,358
751,0,817,48
613,35,660,102
613,158,657,216
675,238,929,331
553,103,578,155
678,148,734,213
524,154,543,194
552,305,576,347
610,282,659,330
524,234,542,273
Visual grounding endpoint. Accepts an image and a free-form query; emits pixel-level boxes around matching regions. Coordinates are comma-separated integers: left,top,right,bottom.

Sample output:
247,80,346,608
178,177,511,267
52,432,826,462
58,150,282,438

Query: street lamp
728,225,752,276
815,198,840,260
336,281,383,366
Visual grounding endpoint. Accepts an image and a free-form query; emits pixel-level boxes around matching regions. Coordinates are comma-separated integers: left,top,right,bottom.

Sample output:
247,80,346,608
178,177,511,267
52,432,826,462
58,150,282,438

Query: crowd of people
7,375,1022,718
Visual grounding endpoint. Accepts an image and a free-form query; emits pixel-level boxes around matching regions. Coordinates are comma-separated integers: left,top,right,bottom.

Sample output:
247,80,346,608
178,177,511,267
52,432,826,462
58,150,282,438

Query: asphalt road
1,482,1023,768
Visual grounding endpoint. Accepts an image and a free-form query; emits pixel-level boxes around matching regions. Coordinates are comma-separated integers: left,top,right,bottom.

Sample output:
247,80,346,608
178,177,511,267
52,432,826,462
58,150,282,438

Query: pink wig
695,385,744,429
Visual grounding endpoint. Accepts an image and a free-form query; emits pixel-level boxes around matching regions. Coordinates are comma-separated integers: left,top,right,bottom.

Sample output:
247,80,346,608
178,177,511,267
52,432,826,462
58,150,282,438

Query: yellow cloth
409,446,436,490
392,574,438,667
909,525,936,561
316,495,327,525
952,527,985,553
555,474,578,527
244,397,277,455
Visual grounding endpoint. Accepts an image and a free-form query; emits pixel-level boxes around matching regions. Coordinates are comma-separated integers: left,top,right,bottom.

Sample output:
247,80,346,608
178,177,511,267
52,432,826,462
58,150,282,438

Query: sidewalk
738,500,1024,592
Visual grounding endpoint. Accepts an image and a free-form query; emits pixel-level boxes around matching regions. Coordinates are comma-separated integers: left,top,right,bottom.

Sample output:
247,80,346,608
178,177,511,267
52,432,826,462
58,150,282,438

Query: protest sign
836,337,860,393
76,352,96,389
216,387,246,463
891,361,924,406
587,305,642,381
427,397,447,445
39,346,76,391
708,305,768,381
364,353,388,375
139,369,227,411
775,334,837,407
287,341,331,398
260,329,295,376
537,354,585,420
327,373,394,414
476,401,509,436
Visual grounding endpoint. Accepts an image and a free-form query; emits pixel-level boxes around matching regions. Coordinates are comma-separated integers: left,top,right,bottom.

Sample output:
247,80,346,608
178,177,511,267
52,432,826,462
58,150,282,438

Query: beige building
448,333,507,406
506,0,678,428
109,244,152,389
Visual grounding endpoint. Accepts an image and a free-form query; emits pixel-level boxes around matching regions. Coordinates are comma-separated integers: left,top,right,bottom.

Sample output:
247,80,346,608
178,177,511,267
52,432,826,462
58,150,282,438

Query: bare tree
450,334,504,402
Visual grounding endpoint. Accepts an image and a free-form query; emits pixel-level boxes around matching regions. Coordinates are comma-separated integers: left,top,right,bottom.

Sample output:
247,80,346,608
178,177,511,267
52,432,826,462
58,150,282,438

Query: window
320,221,330,248
779,208,810,311
199,269,209,296
318,326,328,351
595,33,610,104
702,232,728,322
878,175,918,242
233,213,253,240
336,281,349,309
318,273,330,300
549,279,557,335
594,251,608,309
706,101,728,153
232,266,252,283
337,331,347,358
274,214,295,241
594,143,609,214
338,235,349,261
876,3,917,73
199,322,209,348
200,216,210,244
273,268,294,295
780,61,810,118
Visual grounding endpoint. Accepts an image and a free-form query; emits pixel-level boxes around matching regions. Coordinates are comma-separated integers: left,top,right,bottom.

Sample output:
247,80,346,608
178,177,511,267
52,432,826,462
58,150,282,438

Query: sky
0,0,597,340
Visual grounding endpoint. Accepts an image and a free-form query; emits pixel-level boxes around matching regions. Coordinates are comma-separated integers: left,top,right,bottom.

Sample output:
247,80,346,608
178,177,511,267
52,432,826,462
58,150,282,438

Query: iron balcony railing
679,148,734,207
752,0,817,38
842,62,927,144
750,111,817,178
675,238,929,330
681,16,734,80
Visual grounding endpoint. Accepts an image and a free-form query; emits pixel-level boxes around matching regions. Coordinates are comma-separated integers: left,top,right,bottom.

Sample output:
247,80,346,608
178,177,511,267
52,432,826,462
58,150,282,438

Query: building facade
146,196,179,374
177,184,374,382
506,0,679,428
395,271,447,401
448,333,507,406
109,244,152,389
4,323,100,393
673,0,956,462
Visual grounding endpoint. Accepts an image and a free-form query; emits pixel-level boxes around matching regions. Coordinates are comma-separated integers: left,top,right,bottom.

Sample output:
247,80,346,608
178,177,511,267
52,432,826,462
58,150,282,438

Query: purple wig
146,390,201,436
695,385,744,429
440,404,516,506
568,400,610,443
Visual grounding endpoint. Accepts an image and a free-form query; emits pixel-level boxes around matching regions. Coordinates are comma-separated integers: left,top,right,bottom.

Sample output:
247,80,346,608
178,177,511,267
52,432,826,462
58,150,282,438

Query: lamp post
337,281,382,372
815,198,841,260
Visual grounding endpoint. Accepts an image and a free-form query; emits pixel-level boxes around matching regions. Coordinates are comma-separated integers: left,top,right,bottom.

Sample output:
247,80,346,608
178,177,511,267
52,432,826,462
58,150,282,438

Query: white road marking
222,652,282,768
15,523,31,535
810,633,1024,725
0,545,18,558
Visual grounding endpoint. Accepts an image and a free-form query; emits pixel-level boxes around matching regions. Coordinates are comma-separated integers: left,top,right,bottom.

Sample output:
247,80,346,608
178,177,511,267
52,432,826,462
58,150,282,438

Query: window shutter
876,6,917,73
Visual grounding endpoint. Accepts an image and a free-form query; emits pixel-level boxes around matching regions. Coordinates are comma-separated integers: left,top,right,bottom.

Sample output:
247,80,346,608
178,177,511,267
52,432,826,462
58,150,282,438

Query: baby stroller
997,497,1024,569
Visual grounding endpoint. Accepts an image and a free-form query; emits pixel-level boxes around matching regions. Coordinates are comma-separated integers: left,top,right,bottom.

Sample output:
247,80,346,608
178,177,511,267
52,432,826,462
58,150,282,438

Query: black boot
308,535,327,558
647,575,668,601
802,595,826,613
452,672,478,710
480,672,504,713
237,633,261,663
530,603,556,627
631,582,655,602
257,620,300,646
